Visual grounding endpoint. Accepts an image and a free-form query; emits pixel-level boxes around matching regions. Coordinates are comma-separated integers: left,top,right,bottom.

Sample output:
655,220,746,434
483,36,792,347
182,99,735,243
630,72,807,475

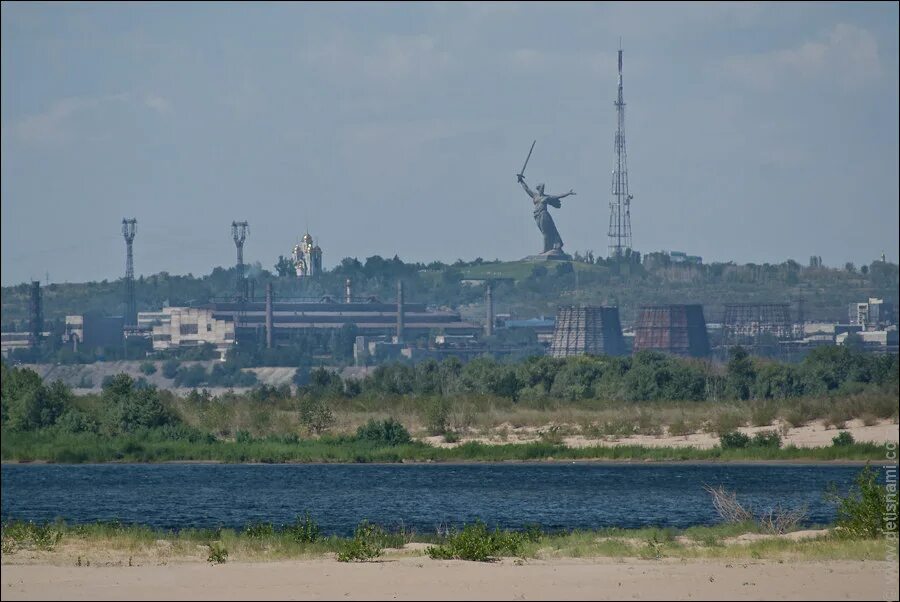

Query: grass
163,391,898,441
1,429,889,463
3,519,893,565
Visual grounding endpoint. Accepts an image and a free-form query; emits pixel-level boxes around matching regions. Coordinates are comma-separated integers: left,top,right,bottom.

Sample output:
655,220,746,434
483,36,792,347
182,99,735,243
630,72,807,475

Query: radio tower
608,41,633,259
122,218,137,327
232,221,250,301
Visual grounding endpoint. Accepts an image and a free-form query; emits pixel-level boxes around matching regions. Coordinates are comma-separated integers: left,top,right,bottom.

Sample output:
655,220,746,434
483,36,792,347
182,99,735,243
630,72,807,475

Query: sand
2,557,895,601
422,419,899,450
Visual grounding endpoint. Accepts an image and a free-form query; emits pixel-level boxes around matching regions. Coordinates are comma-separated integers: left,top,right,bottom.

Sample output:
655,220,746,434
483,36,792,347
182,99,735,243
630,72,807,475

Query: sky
2,2,898,286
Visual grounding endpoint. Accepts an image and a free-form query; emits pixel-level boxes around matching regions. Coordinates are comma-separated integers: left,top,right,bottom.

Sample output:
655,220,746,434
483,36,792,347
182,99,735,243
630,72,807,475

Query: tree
274,255,295,278
101,373,173,433
725,346,755,401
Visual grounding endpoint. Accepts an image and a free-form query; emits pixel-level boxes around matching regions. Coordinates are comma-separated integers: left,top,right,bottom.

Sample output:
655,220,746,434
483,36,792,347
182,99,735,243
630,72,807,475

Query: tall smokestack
265,283,273,349
485,281,494,337
396,280,405,344
345,278,352,304
29,281,43,347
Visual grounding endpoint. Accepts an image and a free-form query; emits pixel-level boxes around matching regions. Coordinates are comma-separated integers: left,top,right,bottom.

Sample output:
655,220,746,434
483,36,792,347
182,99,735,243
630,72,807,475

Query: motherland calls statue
517,173,575,258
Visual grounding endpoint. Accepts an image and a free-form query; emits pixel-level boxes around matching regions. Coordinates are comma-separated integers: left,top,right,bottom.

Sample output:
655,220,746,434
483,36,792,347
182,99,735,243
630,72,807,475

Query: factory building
138,307,235,359
201,291,479,347
63,315,125,350
849,298,895,330
0,332,50,356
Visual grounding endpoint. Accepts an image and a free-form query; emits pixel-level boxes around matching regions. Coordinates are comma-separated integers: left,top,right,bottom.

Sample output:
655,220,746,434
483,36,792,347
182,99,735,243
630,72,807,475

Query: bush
709,410,746,436
427,521,524,562
1,521,63,553
355,419,411,446
832,431,855,447
284,513,320,544
207,541,228,564
668,415,693,437
829,464,897,538
751,430,782,449
424,398,451,435
337,521,385,562
162,359,180,379
443,431,460,444
719,431,751,449
139,362,157,376
298,398,335,435
749,402,778,427
243,521,275,538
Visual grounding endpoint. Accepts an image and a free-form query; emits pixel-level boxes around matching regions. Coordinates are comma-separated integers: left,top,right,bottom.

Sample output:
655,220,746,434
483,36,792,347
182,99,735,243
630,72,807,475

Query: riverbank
1,430,892,463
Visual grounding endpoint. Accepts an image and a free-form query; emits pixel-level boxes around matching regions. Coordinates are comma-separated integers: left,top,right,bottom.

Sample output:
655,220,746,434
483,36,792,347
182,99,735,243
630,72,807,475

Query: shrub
298,398,335,435
719,431,751,449
704,485,806,534
243,521,275,538
284,513,320,544
139,362,157,376
424,398,451,435
860,413,879,427
162,359,180,379
667,415,693,437
829,464,897,538
337,521,385,562
426,521,524,562
749,402,778,427
0,521,62,553
782,408,808,428
355,419,411,446
443,431,460,444
709,411,746,436
207,541,228,564
751,430,782,449
832,431,855,447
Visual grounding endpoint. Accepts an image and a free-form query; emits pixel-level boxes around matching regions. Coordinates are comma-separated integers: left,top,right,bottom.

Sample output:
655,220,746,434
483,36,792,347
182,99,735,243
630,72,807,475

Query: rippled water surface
1,463,863,534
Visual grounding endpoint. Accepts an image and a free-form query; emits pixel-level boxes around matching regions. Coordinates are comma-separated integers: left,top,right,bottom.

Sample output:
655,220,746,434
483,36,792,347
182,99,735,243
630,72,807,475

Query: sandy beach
2,556,895,601
422,418,899,450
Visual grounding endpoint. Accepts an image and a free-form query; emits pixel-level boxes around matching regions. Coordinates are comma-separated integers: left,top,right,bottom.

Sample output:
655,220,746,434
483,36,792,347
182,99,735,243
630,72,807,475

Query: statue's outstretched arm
519,178,535,198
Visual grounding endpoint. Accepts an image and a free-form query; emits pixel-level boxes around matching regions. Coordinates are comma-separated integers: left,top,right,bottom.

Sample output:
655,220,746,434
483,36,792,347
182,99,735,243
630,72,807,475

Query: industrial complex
2,46,896,363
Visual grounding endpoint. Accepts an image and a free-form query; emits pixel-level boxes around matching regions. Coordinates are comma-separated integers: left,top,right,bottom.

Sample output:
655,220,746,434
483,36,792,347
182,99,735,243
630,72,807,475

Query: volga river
0,463,865,534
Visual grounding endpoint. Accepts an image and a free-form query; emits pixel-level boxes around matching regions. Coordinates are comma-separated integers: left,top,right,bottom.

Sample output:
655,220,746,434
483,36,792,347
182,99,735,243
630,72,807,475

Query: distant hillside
2,255,897,330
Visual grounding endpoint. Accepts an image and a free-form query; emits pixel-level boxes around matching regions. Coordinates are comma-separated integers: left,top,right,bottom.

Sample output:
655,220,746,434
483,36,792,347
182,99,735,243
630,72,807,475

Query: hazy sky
2,2,898,285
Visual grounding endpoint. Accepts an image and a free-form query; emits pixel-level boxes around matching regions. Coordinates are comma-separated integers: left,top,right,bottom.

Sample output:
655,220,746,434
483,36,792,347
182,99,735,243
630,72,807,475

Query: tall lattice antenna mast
608,41,633,258
122,218,137,327
232,221,250,300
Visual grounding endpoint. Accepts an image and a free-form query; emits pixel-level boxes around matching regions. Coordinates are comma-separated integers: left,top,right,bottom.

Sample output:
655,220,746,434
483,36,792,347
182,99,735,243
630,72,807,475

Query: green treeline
304,346,898,404
1,345,896,463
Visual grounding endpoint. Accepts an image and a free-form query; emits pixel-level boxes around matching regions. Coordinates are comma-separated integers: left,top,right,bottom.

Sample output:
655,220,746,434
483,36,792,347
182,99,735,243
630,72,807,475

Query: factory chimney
265,283,273,349
485,281,494,337
396,280,405,344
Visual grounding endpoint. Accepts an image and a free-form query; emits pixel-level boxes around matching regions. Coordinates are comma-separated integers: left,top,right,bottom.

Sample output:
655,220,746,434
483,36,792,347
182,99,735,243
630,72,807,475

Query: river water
0,463,863,534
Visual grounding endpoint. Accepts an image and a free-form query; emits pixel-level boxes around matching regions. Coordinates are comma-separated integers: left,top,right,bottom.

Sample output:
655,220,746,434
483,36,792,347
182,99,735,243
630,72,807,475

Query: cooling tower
550,305,626,358
632,304,709,357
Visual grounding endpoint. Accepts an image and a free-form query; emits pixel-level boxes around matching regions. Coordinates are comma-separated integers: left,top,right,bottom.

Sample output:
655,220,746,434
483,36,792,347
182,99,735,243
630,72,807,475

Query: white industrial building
138,307,235,359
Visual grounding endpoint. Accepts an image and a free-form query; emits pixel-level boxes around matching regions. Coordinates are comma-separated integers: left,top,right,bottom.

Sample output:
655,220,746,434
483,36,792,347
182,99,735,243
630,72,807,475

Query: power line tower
608,42,633,259
122,218,137,327
231,221,250,301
